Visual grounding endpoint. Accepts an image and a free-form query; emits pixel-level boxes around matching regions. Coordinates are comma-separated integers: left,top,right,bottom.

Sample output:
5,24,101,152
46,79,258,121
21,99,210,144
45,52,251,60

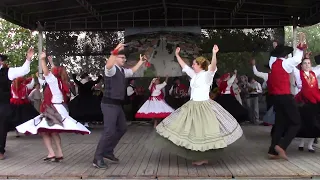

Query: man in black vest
93,43,146,169
126,79,139,121
0,48,34,160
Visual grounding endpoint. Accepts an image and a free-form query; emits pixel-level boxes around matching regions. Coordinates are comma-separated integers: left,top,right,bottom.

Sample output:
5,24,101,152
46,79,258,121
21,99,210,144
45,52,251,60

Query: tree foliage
0,18,39,74
285,25,320,60
46,31,122,75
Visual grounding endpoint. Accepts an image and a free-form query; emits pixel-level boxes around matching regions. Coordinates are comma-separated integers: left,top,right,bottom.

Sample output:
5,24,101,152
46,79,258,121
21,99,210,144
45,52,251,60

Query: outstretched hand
234,69,237,74
251,59,256,66
140,54,147,61
115,43,125,52
40,51,46,60
212,45,219,53
175,47,180,55
26,48,34,61
273,41,278,49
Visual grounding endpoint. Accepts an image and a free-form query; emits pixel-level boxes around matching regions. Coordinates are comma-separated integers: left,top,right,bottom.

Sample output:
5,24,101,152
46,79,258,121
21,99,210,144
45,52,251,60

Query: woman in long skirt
135,76,174,127
294,54,320,152
16,52,90,162
214,72,249,123
7,76,39,137
151,45,243,166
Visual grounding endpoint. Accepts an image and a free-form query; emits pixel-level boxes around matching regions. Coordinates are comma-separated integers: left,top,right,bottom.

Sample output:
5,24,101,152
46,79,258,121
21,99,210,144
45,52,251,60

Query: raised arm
40,52,49,76
149,78,156,90
208,45,218,72
282,33,307,73
131,54,146,73
251,59,268,81
293,67,302,89
8,48,34,80
72,74,82,87
176,47,196,78
227,70,237,86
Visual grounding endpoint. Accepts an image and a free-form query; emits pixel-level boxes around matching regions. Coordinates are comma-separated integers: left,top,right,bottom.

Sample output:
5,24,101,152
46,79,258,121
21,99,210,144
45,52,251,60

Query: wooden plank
177,156,188,177
156,149,169,177
168,153,179,177
2,125,320,179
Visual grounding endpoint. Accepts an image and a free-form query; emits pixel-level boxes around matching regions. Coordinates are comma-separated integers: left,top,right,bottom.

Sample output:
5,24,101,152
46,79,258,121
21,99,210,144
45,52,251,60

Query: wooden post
37,22,44,78
290,17,298,95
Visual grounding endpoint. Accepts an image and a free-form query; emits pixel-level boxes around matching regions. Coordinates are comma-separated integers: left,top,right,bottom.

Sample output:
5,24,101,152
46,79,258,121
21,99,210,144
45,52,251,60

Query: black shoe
308,149,315,153
298,147,304,151
93,159,108,169
103,154,119,163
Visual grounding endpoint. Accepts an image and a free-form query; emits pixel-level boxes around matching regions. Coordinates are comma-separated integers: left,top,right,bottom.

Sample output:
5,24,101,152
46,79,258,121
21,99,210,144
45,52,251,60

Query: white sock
84,122,89,127
308,138,315,150
299,138,305,148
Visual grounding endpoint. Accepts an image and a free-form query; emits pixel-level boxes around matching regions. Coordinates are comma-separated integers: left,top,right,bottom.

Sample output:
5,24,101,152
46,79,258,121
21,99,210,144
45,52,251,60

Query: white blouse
221,74,236,94
182,65,216,101
150,82,167,97
44,72,64,104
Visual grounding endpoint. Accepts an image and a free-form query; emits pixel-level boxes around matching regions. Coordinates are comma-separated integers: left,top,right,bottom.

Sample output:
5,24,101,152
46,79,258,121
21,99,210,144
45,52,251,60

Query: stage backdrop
124,27,202,77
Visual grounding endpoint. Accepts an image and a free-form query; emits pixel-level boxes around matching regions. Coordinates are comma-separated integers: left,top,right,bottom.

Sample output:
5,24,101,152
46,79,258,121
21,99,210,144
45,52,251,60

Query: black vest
0,67,11,104
103,67,126,100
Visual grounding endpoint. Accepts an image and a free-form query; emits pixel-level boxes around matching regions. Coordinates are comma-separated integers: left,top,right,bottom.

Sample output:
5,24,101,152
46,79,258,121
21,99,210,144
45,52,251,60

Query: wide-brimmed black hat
0,54,8,61
315,55,320,65
80,73,89,79
270,44,293,58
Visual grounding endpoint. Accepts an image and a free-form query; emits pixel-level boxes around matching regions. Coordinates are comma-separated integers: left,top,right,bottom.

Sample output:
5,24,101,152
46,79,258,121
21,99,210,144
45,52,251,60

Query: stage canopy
0,0,319,31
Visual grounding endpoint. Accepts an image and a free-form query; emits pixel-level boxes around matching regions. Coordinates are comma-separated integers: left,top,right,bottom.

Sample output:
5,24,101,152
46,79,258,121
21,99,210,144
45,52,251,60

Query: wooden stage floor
1,124,320,179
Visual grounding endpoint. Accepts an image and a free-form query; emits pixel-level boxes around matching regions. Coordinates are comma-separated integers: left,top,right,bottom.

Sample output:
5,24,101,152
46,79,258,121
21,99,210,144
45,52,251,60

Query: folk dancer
150,45,243,166
0,48,34,160
93,43,147,169
215,70,249,124
135,76,174,128
293,53,320,152
16,52,90,162
267,33,306,160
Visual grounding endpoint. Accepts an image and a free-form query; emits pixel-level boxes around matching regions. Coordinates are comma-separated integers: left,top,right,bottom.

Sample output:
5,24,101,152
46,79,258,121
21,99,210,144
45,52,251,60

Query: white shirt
182,65,216,101
252,65,268,82
44,72,64,103
268,48,304,73
150,82,167,97
127,85,135,96
0,60,31,81
221,74,236,94
105,65,133,78
38,77,46,86
248,81,262,94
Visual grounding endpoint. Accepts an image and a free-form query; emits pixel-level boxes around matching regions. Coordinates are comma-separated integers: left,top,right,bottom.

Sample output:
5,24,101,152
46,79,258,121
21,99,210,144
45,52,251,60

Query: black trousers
94,103,127,161
266,94,273,111
268,95,301,155
0,103,11,154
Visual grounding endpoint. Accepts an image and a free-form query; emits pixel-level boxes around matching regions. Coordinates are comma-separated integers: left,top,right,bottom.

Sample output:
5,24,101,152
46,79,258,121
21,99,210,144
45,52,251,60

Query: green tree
285,24,320,60
0,18,39,74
